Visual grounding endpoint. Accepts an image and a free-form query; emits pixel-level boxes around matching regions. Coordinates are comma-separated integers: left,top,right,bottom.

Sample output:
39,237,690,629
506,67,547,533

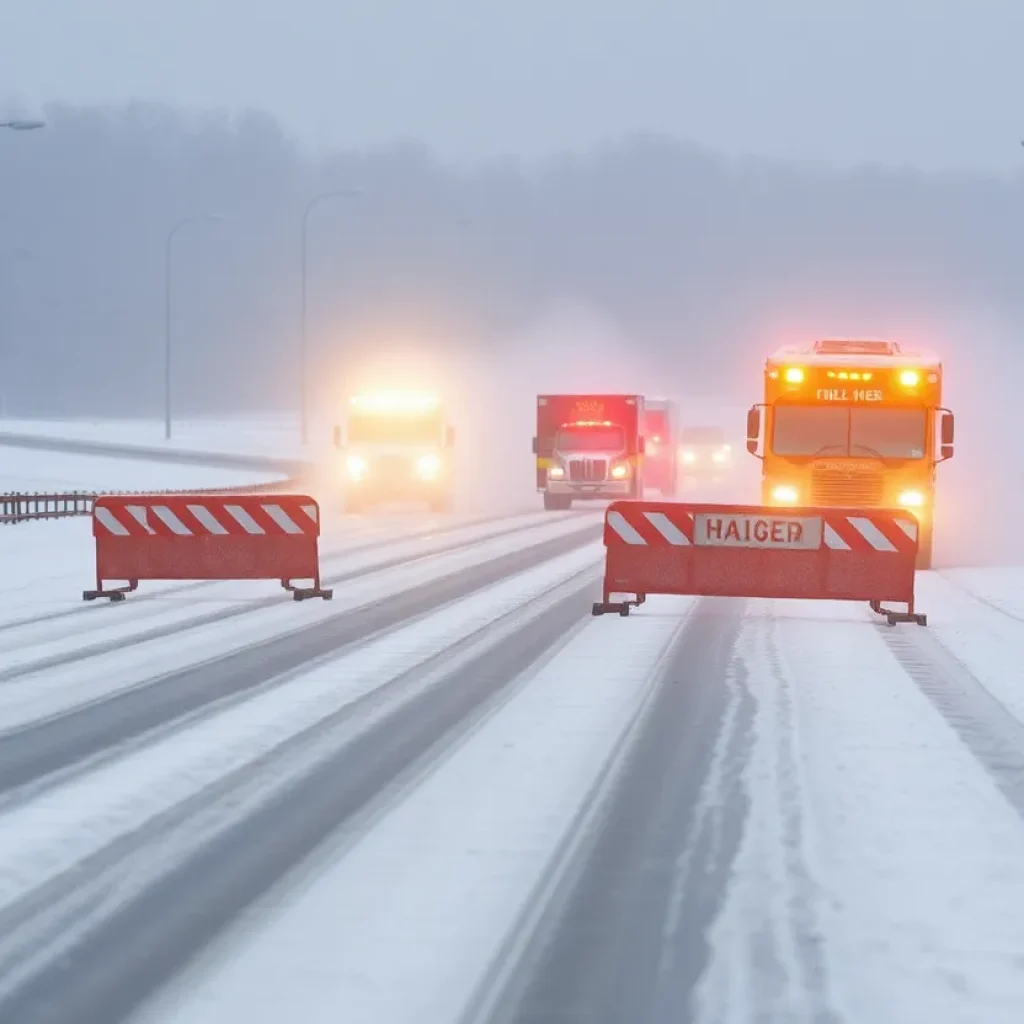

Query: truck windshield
347,416,440,445
771,405,926,459
555,427,625,451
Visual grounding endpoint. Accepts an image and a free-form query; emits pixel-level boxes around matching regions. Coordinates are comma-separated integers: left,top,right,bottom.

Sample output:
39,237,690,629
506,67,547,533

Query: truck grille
568,458,608,482
810,467,885,506
374,455,411,478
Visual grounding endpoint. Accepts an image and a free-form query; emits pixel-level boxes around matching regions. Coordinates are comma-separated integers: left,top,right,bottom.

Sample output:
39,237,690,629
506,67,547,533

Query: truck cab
333,391,455,514
534,394,645,511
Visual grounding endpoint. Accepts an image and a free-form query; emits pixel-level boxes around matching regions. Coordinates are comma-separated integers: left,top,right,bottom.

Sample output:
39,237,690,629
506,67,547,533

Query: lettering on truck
814,388,884,402
695,513,822,549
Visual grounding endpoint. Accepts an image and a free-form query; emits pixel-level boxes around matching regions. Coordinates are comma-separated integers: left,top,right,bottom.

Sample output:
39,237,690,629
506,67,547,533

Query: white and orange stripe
92,496,321,538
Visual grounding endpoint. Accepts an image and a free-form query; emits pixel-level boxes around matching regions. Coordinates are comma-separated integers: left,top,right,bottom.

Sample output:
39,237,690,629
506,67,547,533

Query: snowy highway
3,435,1024,1022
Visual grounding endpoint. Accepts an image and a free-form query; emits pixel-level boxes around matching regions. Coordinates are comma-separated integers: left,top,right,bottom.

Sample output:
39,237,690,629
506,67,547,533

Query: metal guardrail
1,478,300,525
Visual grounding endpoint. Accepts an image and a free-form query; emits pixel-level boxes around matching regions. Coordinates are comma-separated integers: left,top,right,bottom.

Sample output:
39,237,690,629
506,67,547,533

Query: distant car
678,425,733,479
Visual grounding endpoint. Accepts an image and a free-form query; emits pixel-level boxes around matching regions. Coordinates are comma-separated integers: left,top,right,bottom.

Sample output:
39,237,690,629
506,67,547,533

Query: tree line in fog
0,100,1021,417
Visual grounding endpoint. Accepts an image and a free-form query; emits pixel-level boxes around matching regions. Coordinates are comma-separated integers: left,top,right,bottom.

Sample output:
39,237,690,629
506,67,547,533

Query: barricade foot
592,592,646,617
884,609,927,626
83,580,137,603
592,601,632,616
283,579,333,602
870,600,926,627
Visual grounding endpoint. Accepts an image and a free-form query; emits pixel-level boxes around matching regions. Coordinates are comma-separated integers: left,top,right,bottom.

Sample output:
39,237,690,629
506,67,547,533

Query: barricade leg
282,570,333,602
592,586,646,617
869,599,927,627
83,578,138,603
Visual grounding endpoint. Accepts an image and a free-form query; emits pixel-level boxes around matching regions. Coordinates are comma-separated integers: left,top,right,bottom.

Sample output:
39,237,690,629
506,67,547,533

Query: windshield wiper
851,443,885,458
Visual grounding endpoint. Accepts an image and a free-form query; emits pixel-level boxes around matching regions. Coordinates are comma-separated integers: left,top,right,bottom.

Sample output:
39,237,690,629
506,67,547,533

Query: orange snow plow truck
534,394,646,510
745,337,954,569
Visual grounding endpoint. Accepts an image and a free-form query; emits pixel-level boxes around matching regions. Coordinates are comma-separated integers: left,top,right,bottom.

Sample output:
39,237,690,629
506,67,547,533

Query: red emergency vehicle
642,397,679,496
533,394,646,510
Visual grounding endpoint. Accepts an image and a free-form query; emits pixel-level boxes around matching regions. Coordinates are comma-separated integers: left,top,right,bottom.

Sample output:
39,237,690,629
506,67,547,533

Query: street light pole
300,188,361,446
164,215,224,440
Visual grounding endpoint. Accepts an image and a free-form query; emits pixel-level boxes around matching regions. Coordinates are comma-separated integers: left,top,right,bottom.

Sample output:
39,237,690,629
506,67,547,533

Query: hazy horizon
5,0,1024,175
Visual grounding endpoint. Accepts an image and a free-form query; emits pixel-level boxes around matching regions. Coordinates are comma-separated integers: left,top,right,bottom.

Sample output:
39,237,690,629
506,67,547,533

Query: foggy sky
4,0,1024,173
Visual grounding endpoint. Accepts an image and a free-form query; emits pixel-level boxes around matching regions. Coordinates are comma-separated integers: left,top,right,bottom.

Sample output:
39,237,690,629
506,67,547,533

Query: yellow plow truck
334,391,455,514
745,337,955,569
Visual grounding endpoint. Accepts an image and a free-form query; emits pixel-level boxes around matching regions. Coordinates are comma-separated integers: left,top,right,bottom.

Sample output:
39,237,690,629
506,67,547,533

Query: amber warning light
769,364,937,397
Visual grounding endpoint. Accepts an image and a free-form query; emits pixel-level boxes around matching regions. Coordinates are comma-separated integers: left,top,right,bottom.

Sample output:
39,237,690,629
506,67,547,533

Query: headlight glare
771,484,799,503
416,453,442,478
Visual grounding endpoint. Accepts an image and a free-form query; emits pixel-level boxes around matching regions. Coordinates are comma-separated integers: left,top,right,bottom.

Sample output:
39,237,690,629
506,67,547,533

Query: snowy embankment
1,443,284,494
0,413,309,462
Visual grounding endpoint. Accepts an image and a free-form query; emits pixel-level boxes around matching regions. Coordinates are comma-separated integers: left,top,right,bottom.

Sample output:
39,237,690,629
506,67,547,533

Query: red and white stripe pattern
607,507,695,545
93,495,320,537
606,504,918,554
821,513,917,554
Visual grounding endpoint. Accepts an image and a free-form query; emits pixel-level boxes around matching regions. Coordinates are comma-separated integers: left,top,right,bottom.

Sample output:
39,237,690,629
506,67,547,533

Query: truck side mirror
746,407,761,455
446,426,455,448
638,436,646,454
332,425,342,448
531,436,538,455
940,412,954,460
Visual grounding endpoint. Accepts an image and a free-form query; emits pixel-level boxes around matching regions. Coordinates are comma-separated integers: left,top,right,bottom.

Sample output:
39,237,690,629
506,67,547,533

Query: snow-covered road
5,436,1024,1023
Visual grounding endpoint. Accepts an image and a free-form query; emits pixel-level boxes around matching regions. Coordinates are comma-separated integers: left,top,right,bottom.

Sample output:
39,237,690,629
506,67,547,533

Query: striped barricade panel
84,494,331,602
594,501,923,625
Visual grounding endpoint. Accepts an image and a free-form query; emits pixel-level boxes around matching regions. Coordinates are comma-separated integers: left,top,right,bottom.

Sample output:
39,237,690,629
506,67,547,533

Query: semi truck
642,397,679,496
745,337,954,569
333,390,455,514
533,393,645,511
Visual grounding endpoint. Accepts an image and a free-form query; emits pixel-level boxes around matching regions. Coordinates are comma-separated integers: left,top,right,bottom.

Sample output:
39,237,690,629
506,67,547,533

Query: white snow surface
1,443,282,494
915,569,1024,725
7,415,1024,1022
697,598,1024,1024
0,513,599,731
0,504,576,629
136,595,696,1024
0,542,605,918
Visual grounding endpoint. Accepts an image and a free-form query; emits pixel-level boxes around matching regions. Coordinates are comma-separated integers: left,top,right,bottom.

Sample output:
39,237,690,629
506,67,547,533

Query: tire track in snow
0,564,600,1024
0,522,600,798
474,597,751,1024
932,570,1024,626
0,511,582,679
880,624,1024,821
695,604,840,1024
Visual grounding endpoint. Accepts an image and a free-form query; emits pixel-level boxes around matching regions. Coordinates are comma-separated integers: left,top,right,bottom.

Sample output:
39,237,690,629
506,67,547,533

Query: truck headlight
611,464,628,479
898,489,925,507
711,450,727,464
415,453,442,479
681,450,696,463
771,484,799,503
548,466,565,478
346,454,367,480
